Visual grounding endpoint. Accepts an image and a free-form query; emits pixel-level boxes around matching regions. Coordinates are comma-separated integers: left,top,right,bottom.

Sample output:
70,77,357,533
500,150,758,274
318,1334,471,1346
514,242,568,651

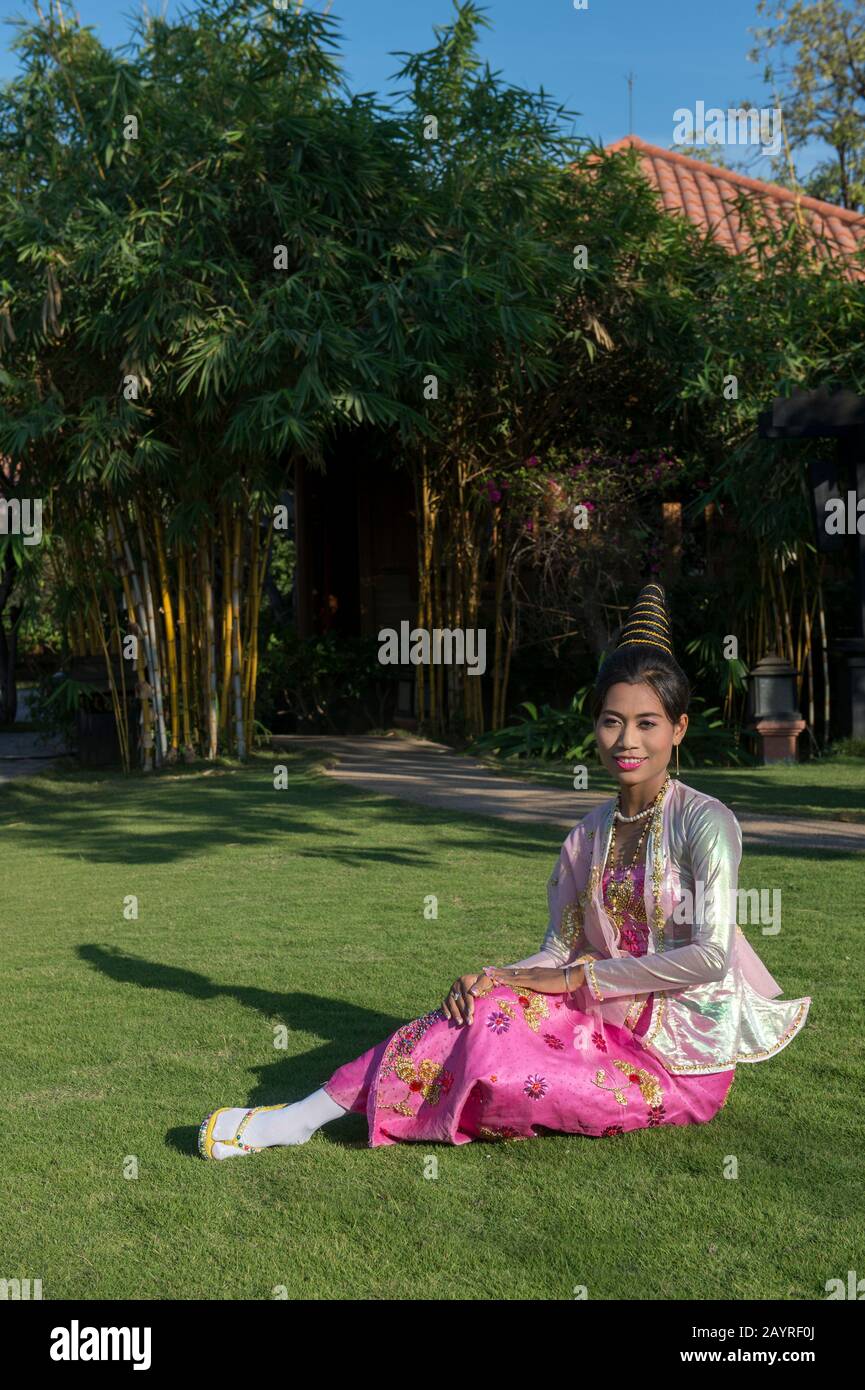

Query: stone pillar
752,717,806,764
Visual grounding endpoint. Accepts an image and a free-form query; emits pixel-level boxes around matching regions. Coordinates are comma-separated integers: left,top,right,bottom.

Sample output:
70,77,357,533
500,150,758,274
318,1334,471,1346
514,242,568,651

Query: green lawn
0,752,855,1300
474,754,865,823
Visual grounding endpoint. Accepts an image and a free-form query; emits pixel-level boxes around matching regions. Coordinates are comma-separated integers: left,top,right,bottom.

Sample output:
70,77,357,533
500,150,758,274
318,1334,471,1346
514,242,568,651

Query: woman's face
594,680,688,788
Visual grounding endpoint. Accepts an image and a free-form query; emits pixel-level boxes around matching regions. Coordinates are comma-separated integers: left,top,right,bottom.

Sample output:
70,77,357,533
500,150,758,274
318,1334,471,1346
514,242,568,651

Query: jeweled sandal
198,1103,289,1161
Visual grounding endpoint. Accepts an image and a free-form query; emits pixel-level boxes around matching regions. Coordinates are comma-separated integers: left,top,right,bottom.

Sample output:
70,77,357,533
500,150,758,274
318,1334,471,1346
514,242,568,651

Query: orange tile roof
600,135,865,278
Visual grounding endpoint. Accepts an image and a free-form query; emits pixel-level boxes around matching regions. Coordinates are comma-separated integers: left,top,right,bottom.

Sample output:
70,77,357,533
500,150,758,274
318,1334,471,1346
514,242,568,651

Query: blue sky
0,0,823,179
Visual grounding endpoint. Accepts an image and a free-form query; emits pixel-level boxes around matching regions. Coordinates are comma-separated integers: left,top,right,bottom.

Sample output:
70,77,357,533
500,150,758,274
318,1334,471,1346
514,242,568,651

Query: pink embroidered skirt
322,986,735,1147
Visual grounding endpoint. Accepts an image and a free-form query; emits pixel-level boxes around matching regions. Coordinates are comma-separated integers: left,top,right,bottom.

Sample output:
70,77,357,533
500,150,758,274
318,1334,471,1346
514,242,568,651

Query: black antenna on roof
626,71,635,135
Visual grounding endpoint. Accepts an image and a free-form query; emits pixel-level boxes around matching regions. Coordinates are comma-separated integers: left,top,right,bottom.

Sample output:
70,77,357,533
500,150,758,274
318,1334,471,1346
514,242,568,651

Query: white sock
211,1088,348,1158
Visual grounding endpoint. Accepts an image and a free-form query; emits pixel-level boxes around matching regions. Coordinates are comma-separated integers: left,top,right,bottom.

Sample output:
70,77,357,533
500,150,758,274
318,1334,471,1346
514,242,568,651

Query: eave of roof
585,134,865,279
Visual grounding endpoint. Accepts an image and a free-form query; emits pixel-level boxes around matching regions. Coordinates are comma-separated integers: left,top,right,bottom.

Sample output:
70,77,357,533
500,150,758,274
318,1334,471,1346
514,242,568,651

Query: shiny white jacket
504,778,811,1075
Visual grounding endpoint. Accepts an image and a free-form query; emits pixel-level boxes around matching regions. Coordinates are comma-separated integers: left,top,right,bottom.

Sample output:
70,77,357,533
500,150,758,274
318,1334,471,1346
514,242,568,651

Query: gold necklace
605,777,668,931
605,824,649,933
608,818,648,873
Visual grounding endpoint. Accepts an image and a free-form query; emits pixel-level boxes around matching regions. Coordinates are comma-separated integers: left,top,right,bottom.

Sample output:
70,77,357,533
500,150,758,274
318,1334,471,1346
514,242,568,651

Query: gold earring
675,743,680,777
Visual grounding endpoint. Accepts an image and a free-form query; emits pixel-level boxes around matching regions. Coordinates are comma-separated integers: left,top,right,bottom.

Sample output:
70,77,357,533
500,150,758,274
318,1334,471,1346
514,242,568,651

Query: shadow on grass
1,749,569,867
737,843,854,865
669,766,865,820
14,746,852,1161
76,942,452,1155
479,757,865,821
3,749,855,884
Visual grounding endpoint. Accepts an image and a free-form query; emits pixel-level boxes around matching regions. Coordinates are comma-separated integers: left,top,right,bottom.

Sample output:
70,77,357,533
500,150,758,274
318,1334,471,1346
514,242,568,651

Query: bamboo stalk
764,557,785,656
135,501,168,767
188,544,203,753
433,502,444,733
72,609,87,657
87,574,130,773
219,502,233,734
815,569,831,746
425,469,440,731
501,564,517,723
491,522,505,729
252,513,274,746
109,508,153,769
421,458,439,730
243,606,258,753
124,579,151,770
199,531,211,757
241,514,257,740
241,516,257,692
455,460,467,732
116,503,163,762
414,461,427,729
86,600,102,654
104,581,130,773
243,513,267,751
755,560,766,659
153,512,180,759
201,529,219,759
799,552,816,732
777,557,795,667
78,520,131,773
467,536,482,736
177,546,193,755
444,545,455,737
231,513,245,759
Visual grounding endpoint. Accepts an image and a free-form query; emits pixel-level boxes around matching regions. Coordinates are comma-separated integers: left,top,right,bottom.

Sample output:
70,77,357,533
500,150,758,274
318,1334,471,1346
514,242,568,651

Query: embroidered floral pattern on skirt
324,987,733,1147
322,862,735,1147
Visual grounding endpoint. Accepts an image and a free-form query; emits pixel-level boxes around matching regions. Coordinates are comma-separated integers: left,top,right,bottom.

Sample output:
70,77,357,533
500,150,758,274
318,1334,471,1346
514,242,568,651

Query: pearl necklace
613,772,671,822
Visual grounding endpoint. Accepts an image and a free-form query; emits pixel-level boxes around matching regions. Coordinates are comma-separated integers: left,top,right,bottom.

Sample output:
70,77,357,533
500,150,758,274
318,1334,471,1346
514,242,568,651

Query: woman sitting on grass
199,582,811,1157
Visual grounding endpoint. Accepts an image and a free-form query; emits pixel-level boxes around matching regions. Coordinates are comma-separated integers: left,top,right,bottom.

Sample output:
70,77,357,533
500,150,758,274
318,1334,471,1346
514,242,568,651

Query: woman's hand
487,965,586,994
442,972,494,1026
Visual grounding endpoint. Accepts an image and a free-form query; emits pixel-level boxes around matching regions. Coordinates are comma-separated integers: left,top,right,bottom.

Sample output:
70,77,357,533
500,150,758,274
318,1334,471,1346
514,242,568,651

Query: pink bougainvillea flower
525,455,539,468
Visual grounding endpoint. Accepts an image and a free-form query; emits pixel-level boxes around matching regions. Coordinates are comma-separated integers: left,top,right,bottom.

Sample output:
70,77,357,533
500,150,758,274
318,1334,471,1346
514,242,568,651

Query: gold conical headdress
615,581,674,658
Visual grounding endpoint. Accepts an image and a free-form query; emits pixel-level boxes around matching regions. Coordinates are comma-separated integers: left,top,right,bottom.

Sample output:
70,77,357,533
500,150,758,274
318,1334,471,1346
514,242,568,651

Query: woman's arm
584,800,742,1001
488,964,587,994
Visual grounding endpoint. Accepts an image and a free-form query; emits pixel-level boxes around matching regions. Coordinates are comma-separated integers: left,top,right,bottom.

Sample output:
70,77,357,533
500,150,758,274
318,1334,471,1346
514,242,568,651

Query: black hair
590,643,690,725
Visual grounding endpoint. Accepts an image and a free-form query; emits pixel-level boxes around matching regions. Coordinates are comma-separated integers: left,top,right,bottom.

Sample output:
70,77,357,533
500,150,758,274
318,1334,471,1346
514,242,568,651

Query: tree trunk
201,532,219,759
